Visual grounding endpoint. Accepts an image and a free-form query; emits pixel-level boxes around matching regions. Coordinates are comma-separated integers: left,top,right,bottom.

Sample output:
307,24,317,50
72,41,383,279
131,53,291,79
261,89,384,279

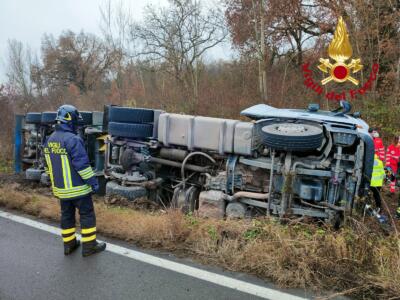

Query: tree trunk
259,0,267,102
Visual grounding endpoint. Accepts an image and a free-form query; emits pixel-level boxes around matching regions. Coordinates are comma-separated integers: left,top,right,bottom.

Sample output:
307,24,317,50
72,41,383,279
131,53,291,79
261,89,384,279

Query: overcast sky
0,0,233,83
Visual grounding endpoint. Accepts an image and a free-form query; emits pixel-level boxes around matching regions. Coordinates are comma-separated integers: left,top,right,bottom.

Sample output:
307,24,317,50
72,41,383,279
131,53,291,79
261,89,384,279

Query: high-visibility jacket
385,144,400,174
373,137,385,162
371,155,385,187
44,124,96,200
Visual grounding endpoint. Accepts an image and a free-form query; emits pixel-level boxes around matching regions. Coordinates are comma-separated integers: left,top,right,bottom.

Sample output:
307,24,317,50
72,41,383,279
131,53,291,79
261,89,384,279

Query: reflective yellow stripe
57,192,92,199
54,186,92,198
81,235,96,242
82,227,96,234
44,154,54,188
62,228,76,235
63,155,72,189
54,184,91,192
54,185,92,194
60,155,69,189
79,170,92,176
63,235,76,242
81,172,95,180
79,166,93,173
78,167,94,177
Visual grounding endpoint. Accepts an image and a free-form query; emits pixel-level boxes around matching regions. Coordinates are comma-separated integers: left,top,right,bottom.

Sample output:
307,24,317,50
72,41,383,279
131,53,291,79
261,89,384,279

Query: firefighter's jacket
371,155,385,187
44,124,96,200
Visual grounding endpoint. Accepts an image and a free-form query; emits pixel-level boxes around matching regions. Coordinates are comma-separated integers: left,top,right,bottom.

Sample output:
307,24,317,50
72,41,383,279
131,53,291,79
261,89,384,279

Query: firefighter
369,128,385,162
370,154,385,211
385,135,400,194
44,105,106,257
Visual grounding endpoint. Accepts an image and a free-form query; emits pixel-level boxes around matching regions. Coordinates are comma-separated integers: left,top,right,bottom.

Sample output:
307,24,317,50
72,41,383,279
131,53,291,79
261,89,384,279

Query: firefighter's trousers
60,194,97,245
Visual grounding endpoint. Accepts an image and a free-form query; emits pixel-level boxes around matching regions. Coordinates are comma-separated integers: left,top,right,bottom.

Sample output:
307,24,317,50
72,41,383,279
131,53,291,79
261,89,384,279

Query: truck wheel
105,181,147,201
25,113,42,124
108,122,153,139
40,172,51,186
41,112,57,124
326,210,343,229
78,111,93,126
226,202,248,219
109,107,154,123
261,123,323,152
25,168,42,181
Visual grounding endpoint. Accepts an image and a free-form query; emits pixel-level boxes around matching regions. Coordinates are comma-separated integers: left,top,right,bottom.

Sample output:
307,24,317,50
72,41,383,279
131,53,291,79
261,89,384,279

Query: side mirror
352,111,361,118
307,103,320,112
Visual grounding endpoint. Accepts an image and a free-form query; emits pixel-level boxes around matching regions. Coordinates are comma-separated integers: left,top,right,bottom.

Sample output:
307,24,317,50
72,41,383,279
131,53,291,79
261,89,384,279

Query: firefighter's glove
91,182,100,194
86,176,99,194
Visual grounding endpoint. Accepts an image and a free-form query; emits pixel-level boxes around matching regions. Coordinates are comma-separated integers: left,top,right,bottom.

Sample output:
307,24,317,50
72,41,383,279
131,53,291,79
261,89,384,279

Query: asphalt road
0,213,309,300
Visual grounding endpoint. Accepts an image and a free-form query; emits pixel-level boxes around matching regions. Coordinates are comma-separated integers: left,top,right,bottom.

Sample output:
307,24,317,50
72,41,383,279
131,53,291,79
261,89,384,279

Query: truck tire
226,202,248,219
261,123,323,152
26,168,43,181
108,122,153,139
25,113,42,124
40,172,51,186
78,111,93,126
41,112,57,124
105,181,147,201
109,106,154,124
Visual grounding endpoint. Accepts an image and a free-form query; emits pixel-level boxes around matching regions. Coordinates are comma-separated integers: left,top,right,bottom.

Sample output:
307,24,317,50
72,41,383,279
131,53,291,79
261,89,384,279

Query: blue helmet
55,104,82,125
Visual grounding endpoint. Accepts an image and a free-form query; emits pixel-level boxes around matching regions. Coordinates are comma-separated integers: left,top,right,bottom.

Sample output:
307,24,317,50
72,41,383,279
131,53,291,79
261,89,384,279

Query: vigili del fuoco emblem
318,17,363,85
302,16,378,101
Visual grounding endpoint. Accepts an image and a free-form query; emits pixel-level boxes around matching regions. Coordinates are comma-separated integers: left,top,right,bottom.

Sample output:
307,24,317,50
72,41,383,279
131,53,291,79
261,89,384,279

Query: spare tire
25,113,42,124
261,123,323,152
78,111,93,126
108,122,153,139
41,112,57,124
109,106,154,123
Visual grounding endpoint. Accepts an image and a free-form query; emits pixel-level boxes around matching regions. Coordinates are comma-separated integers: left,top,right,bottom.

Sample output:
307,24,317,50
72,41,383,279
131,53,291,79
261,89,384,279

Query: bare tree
251,0,268,101
6,39,33,104
128,0,228,109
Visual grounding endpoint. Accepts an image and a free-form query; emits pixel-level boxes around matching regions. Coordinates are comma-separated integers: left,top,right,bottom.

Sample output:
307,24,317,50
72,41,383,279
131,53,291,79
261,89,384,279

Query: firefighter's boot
64,239,80,255
82,240,106,257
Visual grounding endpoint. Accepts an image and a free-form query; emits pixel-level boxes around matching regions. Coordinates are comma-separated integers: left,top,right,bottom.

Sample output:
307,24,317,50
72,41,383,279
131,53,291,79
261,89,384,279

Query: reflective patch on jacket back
45,142,67,155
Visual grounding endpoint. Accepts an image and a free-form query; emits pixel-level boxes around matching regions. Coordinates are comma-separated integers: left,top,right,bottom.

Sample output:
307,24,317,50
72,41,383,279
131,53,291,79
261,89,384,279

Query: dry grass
0,183,399,299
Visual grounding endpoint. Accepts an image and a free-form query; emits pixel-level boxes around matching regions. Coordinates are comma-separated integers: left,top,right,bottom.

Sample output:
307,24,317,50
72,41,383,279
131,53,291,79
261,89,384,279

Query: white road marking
0,210,308,300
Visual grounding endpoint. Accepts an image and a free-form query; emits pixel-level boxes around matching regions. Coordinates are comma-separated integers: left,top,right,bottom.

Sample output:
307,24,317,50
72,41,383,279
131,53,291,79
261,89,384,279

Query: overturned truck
102,104,373,225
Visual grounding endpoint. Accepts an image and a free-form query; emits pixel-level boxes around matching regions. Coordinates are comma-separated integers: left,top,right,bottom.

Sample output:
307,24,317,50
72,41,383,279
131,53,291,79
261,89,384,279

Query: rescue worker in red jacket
369,128,385,162
385,135,400,194
44,105,106,256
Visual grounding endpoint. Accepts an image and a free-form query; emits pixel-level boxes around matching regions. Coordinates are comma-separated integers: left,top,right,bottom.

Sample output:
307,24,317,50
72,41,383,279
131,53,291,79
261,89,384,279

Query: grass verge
0,184,399,299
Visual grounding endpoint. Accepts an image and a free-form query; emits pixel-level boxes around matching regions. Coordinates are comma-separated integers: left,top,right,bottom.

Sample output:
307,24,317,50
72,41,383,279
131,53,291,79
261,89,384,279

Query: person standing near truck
369,128,386,162
44,104,106,257
385,135,400,194
370,154,385,211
